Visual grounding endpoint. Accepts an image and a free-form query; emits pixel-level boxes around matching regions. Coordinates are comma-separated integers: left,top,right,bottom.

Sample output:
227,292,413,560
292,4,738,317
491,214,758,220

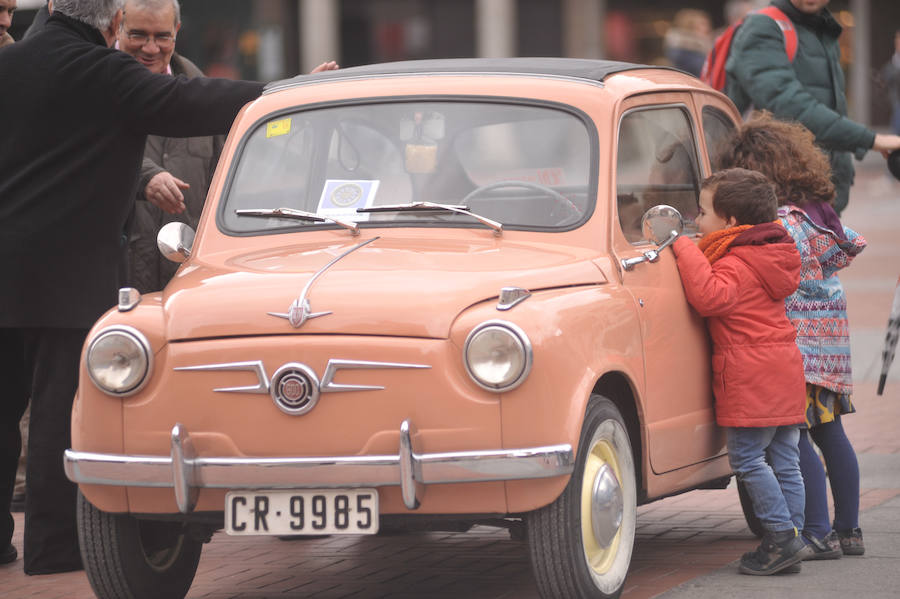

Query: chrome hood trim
268,236,379,328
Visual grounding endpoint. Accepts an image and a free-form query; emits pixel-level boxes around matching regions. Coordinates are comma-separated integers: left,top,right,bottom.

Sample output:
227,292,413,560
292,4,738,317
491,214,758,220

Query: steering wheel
460,181,581,223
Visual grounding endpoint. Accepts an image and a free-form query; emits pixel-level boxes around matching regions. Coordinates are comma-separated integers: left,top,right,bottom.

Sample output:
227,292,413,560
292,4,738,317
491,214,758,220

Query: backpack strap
757,5,799,62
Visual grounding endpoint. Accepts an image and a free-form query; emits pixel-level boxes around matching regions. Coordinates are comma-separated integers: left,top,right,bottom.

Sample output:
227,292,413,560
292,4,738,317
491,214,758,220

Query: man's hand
145,171,189,214
873,133,900,158
310,61,339,74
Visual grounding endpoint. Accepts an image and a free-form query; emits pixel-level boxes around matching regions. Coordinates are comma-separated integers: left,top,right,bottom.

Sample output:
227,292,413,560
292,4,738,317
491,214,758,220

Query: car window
220,101,594,234
702,106,737,173
615,106,701,242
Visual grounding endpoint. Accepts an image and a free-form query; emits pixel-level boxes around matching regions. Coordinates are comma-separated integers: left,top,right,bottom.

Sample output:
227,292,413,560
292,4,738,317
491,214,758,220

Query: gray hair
52,0,125,31
123,0,181,27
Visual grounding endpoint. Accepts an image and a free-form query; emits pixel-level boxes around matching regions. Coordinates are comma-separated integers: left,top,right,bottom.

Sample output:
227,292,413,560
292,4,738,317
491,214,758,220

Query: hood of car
162,236,606,340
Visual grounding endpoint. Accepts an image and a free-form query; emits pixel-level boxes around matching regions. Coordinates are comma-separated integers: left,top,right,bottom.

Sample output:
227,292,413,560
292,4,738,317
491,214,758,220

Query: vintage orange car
65,58,744,599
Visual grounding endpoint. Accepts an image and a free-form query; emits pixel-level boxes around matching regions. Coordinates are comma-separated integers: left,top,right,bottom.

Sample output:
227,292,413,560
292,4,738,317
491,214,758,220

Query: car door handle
621,249,660,271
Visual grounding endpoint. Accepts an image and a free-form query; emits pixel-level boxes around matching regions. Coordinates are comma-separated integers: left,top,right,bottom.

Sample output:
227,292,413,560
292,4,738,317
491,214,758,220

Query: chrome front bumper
64,421,574,514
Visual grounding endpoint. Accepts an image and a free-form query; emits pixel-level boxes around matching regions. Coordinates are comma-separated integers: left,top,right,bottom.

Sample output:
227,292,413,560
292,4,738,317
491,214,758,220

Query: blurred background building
8,0,898,128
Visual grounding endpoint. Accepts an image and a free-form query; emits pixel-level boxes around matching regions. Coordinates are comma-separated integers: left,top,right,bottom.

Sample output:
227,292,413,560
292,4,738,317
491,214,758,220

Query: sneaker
1,544,17,565
801,530,842,560
837,527,865,556
739,529,810,575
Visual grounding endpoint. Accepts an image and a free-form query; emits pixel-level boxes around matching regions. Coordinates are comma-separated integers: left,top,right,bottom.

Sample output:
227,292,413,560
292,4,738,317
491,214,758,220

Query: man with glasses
118,0,224,292
119,0,338,293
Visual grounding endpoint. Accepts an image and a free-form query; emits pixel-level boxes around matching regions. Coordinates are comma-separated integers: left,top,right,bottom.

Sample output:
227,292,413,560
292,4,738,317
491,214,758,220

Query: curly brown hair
718,111,836,207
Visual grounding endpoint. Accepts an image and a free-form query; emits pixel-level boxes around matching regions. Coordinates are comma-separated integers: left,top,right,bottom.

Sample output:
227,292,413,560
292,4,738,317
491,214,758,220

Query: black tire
527,394,637,599
736,478,766,539
77,491,203,599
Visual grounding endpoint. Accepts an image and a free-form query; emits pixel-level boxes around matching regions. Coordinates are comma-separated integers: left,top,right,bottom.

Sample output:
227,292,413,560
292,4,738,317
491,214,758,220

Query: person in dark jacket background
118,0,225,293
119,0,337,293
725,0,900,215
882,28,900,135
0,0,264,575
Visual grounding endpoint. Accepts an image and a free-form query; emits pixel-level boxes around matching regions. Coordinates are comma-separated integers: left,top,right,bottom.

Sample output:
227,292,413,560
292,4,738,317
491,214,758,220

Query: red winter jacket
672,225,805,427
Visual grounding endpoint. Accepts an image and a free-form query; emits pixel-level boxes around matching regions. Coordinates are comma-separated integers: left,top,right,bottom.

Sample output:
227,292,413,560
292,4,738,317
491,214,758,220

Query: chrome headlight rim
463,319,533,392
85,325,153,397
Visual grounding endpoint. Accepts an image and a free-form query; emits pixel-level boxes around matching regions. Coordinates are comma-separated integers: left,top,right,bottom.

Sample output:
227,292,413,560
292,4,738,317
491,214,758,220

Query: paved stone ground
3,157,898,599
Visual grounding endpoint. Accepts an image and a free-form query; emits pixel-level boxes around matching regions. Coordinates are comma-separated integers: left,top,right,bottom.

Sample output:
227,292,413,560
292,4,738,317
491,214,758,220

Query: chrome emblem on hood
269,236,379,328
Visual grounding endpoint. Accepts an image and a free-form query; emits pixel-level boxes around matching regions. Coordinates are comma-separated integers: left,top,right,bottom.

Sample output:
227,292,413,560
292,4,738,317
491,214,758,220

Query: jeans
727,425,804,534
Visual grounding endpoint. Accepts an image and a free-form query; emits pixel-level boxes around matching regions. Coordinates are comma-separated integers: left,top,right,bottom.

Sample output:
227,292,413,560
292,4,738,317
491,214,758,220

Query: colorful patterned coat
779,205,867,394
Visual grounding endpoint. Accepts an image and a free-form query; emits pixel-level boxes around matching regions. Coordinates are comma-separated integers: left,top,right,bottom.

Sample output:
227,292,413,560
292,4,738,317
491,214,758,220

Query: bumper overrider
64,420,575,514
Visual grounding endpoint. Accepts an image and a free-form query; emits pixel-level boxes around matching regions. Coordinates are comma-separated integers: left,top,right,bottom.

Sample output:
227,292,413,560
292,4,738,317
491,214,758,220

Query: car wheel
527,394,637,599
77,491,203,599
736,478,765,538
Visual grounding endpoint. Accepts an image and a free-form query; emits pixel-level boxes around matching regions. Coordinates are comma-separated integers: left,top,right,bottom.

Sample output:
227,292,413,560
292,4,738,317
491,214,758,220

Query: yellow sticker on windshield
266,118,292,138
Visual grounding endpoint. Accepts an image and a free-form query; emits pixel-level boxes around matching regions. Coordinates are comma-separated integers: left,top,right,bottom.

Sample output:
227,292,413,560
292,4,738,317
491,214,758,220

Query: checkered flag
878,276,900,395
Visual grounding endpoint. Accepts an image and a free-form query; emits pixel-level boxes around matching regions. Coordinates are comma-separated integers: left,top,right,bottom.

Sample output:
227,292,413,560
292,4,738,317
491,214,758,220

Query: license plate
225,489,379,535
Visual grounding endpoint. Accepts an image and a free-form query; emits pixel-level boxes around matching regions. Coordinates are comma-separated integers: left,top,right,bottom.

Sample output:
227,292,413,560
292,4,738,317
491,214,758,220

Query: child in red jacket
671,168,809,575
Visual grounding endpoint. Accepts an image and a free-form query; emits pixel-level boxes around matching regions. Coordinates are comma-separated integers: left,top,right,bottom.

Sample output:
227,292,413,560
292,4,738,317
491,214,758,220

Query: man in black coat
0,0,264,575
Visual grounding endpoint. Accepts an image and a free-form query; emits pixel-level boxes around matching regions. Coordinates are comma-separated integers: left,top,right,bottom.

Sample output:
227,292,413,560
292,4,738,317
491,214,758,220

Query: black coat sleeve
106,52,265,138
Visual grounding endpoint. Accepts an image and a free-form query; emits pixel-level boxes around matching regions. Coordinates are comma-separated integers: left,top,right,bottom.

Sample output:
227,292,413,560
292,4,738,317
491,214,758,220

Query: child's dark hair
701,168,777,225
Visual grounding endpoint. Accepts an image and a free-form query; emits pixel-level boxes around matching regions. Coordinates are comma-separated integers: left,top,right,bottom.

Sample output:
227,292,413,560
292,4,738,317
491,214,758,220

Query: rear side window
702,106,738,173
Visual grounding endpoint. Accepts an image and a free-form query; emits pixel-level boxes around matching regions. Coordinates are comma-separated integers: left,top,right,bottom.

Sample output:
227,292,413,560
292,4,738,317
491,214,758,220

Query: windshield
219,101,594,235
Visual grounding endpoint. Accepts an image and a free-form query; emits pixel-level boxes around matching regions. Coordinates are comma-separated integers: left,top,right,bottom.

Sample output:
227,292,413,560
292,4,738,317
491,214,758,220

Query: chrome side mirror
621,205,684,272
157,222,195,264
642,204,684,248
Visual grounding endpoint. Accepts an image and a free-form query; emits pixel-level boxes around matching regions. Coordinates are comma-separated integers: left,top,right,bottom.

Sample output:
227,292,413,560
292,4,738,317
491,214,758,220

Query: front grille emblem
175,358,430,417
270,363,320,415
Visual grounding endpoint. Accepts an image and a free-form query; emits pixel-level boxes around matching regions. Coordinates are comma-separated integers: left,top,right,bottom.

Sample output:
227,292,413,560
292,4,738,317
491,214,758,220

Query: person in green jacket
725,0,900,215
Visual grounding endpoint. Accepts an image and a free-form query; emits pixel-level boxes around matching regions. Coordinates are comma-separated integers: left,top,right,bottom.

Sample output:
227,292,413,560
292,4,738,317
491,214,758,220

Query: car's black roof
264,57,680,92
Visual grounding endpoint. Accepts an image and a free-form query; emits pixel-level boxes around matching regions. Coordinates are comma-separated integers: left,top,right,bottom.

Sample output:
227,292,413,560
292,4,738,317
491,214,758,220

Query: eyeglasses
125,30,176,48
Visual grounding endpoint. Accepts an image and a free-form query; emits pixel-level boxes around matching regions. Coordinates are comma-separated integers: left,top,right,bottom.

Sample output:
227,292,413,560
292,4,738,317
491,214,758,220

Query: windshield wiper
235,207,359,236
357,202,502,235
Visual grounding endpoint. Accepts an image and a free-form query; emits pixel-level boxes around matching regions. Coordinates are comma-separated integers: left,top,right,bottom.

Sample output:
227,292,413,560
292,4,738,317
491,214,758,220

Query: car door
611,93,726,474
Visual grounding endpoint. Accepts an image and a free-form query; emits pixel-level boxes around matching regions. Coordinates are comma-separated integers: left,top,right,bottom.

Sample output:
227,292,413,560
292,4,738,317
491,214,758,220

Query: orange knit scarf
698,225,752,264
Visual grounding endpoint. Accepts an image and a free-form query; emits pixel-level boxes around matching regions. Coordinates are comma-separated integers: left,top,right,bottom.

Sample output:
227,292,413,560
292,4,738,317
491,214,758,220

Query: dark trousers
1,327,88,574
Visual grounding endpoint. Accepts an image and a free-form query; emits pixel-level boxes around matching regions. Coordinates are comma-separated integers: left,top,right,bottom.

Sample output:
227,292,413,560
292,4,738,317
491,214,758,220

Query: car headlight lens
85,326,152,396
464,320,532,392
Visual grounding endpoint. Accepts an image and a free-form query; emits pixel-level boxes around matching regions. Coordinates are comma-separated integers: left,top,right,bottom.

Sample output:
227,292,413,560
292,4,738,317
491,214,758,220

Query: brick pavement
3,160,899,599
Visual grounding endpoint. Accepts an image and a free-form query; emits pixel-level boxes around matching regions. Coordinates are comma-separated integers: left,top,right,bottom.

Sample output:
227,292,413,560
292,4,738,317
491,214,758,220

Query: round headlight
464,320,532,392
85,326,152,396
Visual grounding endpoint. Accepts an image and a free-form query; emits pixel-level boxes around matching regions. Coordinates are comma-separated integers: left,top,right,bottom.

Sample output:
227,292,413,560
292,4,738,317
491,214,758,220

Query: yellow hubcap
580,438,622,573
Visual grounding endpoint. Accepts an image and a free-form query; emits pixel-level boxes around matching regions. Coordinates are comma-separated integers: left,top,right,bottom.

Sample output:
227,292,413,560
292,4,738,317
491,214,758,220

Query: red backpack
700,6,799,92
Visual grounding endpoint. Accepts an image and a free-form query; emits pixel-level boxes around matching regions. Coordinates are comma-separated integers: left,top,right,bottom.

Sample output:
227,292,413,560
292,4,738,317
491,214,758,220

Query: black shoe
1,544,17,565
10,493,25,513
837,527,865,556
740,529,810,575
801,529,842,560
